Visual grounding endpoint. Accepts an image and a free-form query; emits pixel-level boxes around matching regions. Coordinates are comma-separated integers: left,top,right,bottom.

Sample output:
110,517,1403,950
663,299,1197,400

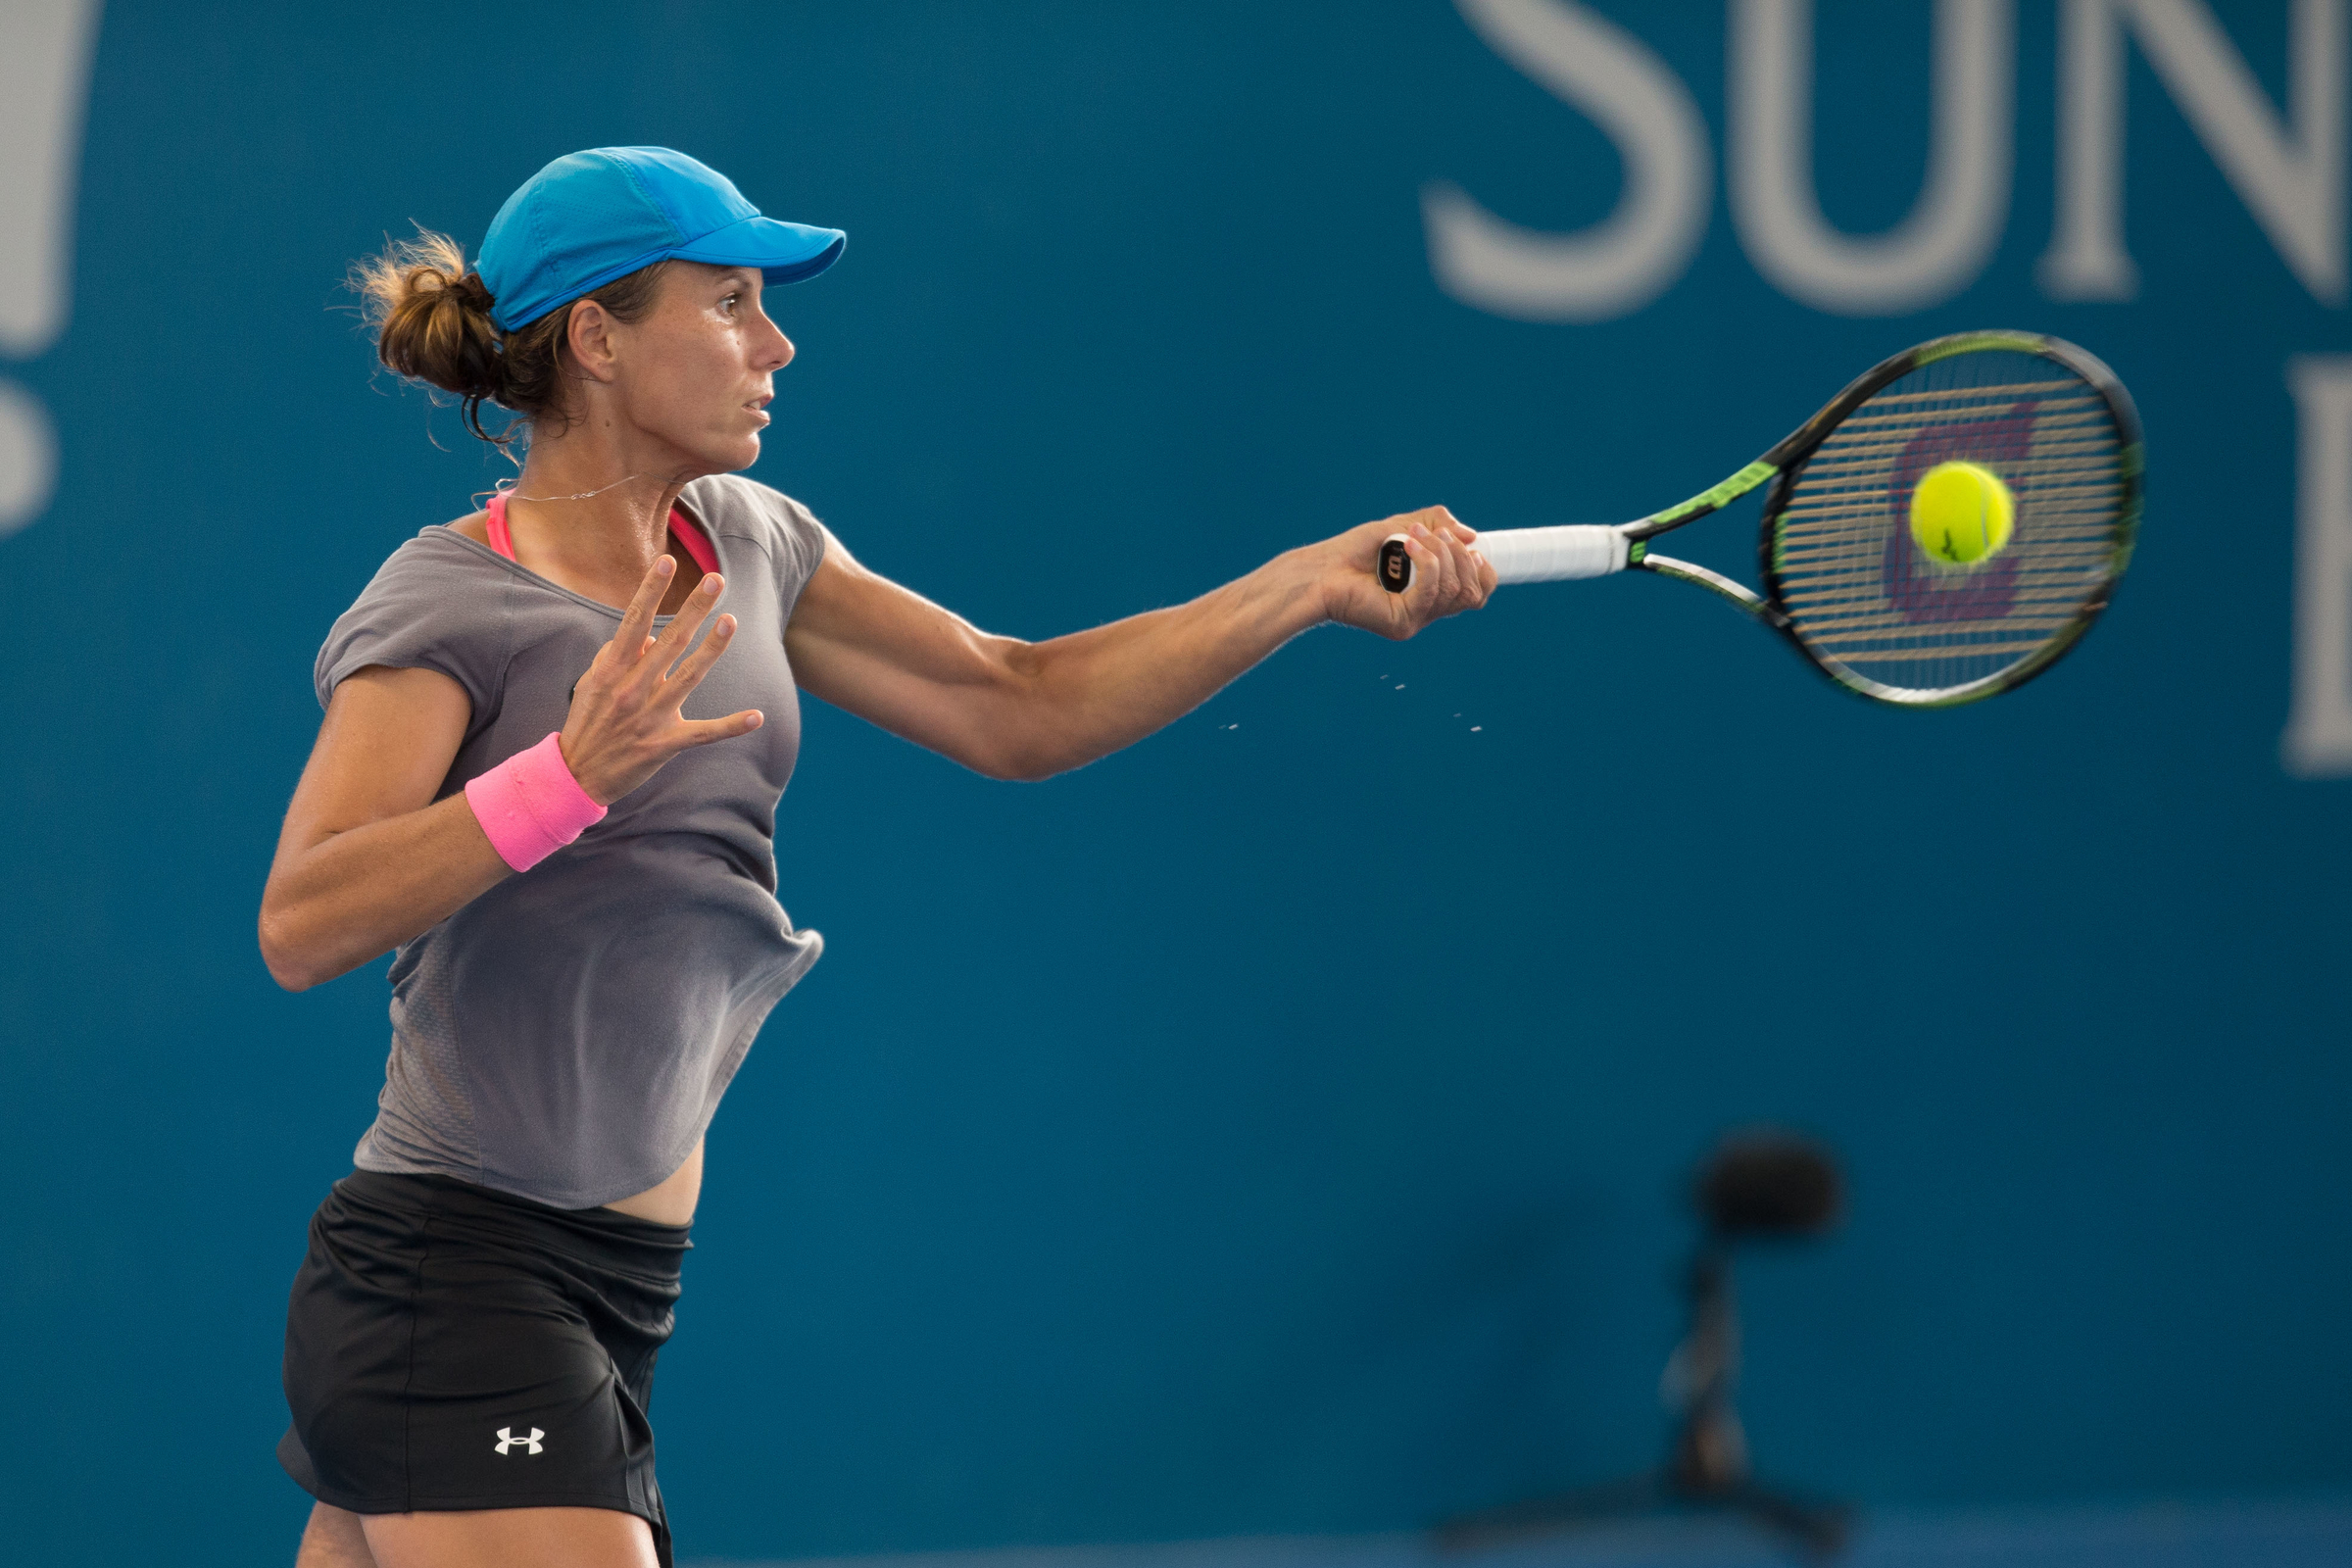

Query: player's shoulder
316,519,515,706
683,473,818,535
323,522,510,633
683,474,829,574
443,509,492,547
355,517,501,587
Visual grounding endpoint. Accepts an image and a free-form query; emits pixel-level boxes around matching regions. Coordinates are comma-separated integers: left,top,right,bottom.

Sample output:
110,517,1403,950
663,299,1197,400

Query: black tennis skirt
278,1171,690,1567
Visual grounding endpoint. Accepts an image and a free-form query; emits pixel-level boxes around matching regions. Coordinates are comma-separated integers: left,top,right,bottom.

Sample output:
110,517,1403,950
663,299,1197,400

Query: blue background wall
0,3,2346,1563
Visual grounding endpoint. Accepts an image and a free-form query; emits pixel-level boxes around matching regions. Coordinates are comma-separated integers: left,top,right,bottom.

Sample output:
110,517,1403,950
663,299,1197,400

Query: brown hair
351,228,671,448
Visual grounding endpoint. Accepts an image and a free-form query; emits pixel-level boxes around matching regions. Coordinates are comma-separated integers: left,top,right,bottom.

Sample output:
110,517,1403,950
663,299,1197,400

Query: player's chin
701,429,764,472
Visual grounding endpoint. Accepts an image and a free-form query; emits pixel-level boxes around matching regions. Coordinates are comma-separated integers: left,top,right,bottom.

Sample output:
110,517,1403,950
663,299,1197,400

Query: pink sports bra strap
670,512,719,575
484,490,719,576
484,488,516,560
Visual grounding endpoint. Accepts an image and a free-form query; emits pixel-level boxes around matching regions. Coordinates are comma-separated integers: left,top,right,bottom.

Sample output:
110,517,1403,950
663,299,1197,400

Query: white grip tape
1474,524,1628,585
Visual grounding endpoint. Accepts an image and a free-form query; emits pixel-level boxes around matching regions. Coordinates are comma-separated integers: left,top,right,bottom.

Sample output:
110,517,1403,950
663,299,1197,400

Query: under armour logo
494,1426,545,1456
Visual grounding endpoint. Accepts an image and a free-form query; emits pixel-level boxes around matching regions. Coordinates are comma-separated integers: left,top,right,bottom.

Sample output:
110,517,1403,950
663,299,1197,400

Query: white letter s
1425,0,1712,321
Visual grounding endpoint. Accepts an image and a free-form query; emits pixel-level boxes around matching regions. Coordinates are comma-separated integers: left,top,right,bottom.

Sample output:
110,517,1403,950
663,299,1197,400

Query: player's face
610,264,793,474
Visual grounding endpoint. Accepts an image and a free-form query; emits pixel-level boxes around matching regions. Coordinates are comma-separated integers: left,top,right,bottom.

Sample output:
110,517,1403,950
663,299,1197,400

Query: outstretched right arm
259,557,760,992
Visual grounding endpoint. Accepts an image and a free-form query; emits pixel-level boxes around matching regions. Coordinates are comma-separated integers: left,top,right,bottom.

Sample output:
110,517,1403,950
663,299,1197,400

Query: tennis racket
1379,330,2142,707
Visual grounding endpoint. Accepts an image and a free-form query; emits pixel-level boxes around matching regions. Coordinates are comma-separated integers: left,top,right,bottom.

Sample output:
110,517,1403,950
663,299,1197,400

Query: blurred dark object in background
1439,1128,1851,1560
1698,1131,1843,1240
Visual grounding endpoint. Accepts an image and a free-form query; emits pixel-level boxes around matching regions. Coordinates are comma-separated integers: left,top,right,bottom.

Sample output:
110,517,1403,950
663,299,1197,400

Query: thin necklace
491,473,651,504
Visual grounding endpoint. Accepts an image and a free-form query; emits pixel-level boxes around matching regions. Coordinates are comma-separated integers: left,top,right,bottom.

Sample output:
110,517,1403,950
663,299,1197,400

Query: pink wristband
464,732,608,872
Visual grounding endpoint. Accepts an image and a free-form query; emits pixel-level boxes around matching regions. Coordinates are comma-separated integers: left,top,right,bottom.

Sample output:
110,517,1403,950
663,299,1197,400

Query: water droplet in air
1470,725,1482,732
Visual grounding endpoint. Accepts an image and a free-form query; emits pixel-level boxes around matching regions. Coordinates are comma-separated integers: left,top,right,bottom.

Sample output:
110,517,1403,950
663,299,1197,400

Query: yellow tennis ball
1909,461,2015,565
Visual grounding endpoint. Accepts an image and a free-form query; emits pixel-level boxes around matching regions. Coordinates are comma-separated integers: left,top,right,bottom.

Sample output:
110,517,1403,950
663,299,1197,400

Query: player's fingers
1423,505,1474,546
663,612,739,699
1439,533,1477,606
1440,527,1490,605
1407,523,1459,610
613,557,676,662
1423,526,1487,613
676,709,763,748
1470,543,1498,601
643,573,725,672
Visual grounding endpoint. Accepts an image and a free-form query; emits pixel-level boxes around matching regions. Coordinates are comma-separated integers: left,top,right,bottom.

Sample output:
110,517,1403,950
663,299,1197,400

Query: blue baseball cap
477,147,846,331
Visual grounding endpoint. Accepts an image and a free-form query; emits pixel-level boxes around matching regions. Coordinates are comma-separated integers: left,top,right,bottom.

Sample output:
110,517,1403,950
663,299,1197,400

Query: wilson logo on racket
1882,401,2034,625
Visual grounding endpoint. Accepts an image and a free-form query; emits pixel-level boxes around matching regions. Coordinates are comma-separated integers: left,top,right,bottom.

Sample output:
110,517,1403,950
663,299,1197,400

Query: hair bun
353,229,507,408
444,270,497,316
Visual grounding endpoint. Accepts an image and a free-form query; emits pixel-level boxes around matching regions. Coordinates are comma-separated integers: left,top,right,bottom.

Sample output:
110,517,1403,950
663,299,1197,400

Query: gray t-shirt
315,473,826,1208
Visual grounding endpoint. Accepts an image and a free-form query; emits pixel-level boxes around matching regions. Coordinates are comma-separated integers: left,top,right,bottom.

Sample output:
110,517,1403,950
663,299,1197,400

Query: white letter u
1730,0,2015,315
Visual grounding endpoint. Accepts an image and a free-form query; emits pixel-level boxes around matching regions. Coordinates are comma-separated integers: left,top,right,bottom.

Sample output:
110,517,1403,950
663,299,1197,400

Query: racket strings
1767,350,2128,696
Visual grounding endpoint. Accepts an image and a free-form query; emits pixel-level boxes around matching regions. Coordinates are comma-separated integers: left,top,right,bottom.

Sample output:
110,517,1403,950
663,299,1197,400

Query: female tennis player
261,147,1492,1568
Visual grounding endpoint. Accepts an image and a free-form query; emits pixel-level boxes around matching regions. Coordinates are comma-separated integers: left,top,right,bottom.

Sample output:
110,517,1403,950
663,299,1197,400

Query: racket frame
1615,330,2142,707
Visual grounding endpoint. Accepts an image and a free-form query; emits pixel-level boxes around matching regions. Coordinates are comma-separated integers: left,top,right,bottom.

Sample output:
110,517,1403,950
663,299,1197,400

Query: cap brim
670,215,846,286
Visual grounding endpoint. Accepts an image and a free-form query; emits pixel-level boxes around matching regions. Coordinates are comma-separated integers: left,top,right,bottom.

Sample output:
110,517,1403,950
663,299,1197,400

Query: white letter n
2042,0,2346,304
2285,357,2352,777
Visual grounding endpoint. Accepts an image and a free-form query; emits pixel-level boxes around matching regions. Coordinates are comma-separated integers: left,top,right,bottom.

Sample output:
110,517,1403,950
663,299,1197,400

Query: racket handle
1376,524,1627,594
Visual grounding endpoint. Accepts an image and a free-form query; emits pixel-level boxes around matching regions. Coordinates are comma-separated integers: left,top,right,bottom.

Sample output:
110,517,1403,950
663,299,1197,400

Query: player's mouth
747,394,772,425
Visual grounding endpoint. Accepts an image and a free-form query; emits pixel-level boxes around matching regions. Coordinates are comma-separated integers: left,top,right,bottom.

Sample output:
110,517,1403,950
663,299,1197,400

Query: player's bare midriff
604,1136,703,1225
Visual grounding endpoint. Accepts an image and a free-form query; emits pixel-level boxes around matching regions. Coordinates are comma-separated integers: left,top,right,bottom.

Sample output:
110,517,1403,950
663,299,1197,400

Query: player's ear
566,298,620,383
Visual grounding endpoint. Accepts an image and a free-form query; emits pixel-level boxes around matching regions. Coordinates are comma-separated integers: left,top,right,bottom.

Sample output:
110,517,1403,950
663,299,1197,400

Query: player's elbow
257,903,327,993
968,740,1071,783
956,656,1084,781
959,712,1095,781
259,934,320,994
262,948,320,994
